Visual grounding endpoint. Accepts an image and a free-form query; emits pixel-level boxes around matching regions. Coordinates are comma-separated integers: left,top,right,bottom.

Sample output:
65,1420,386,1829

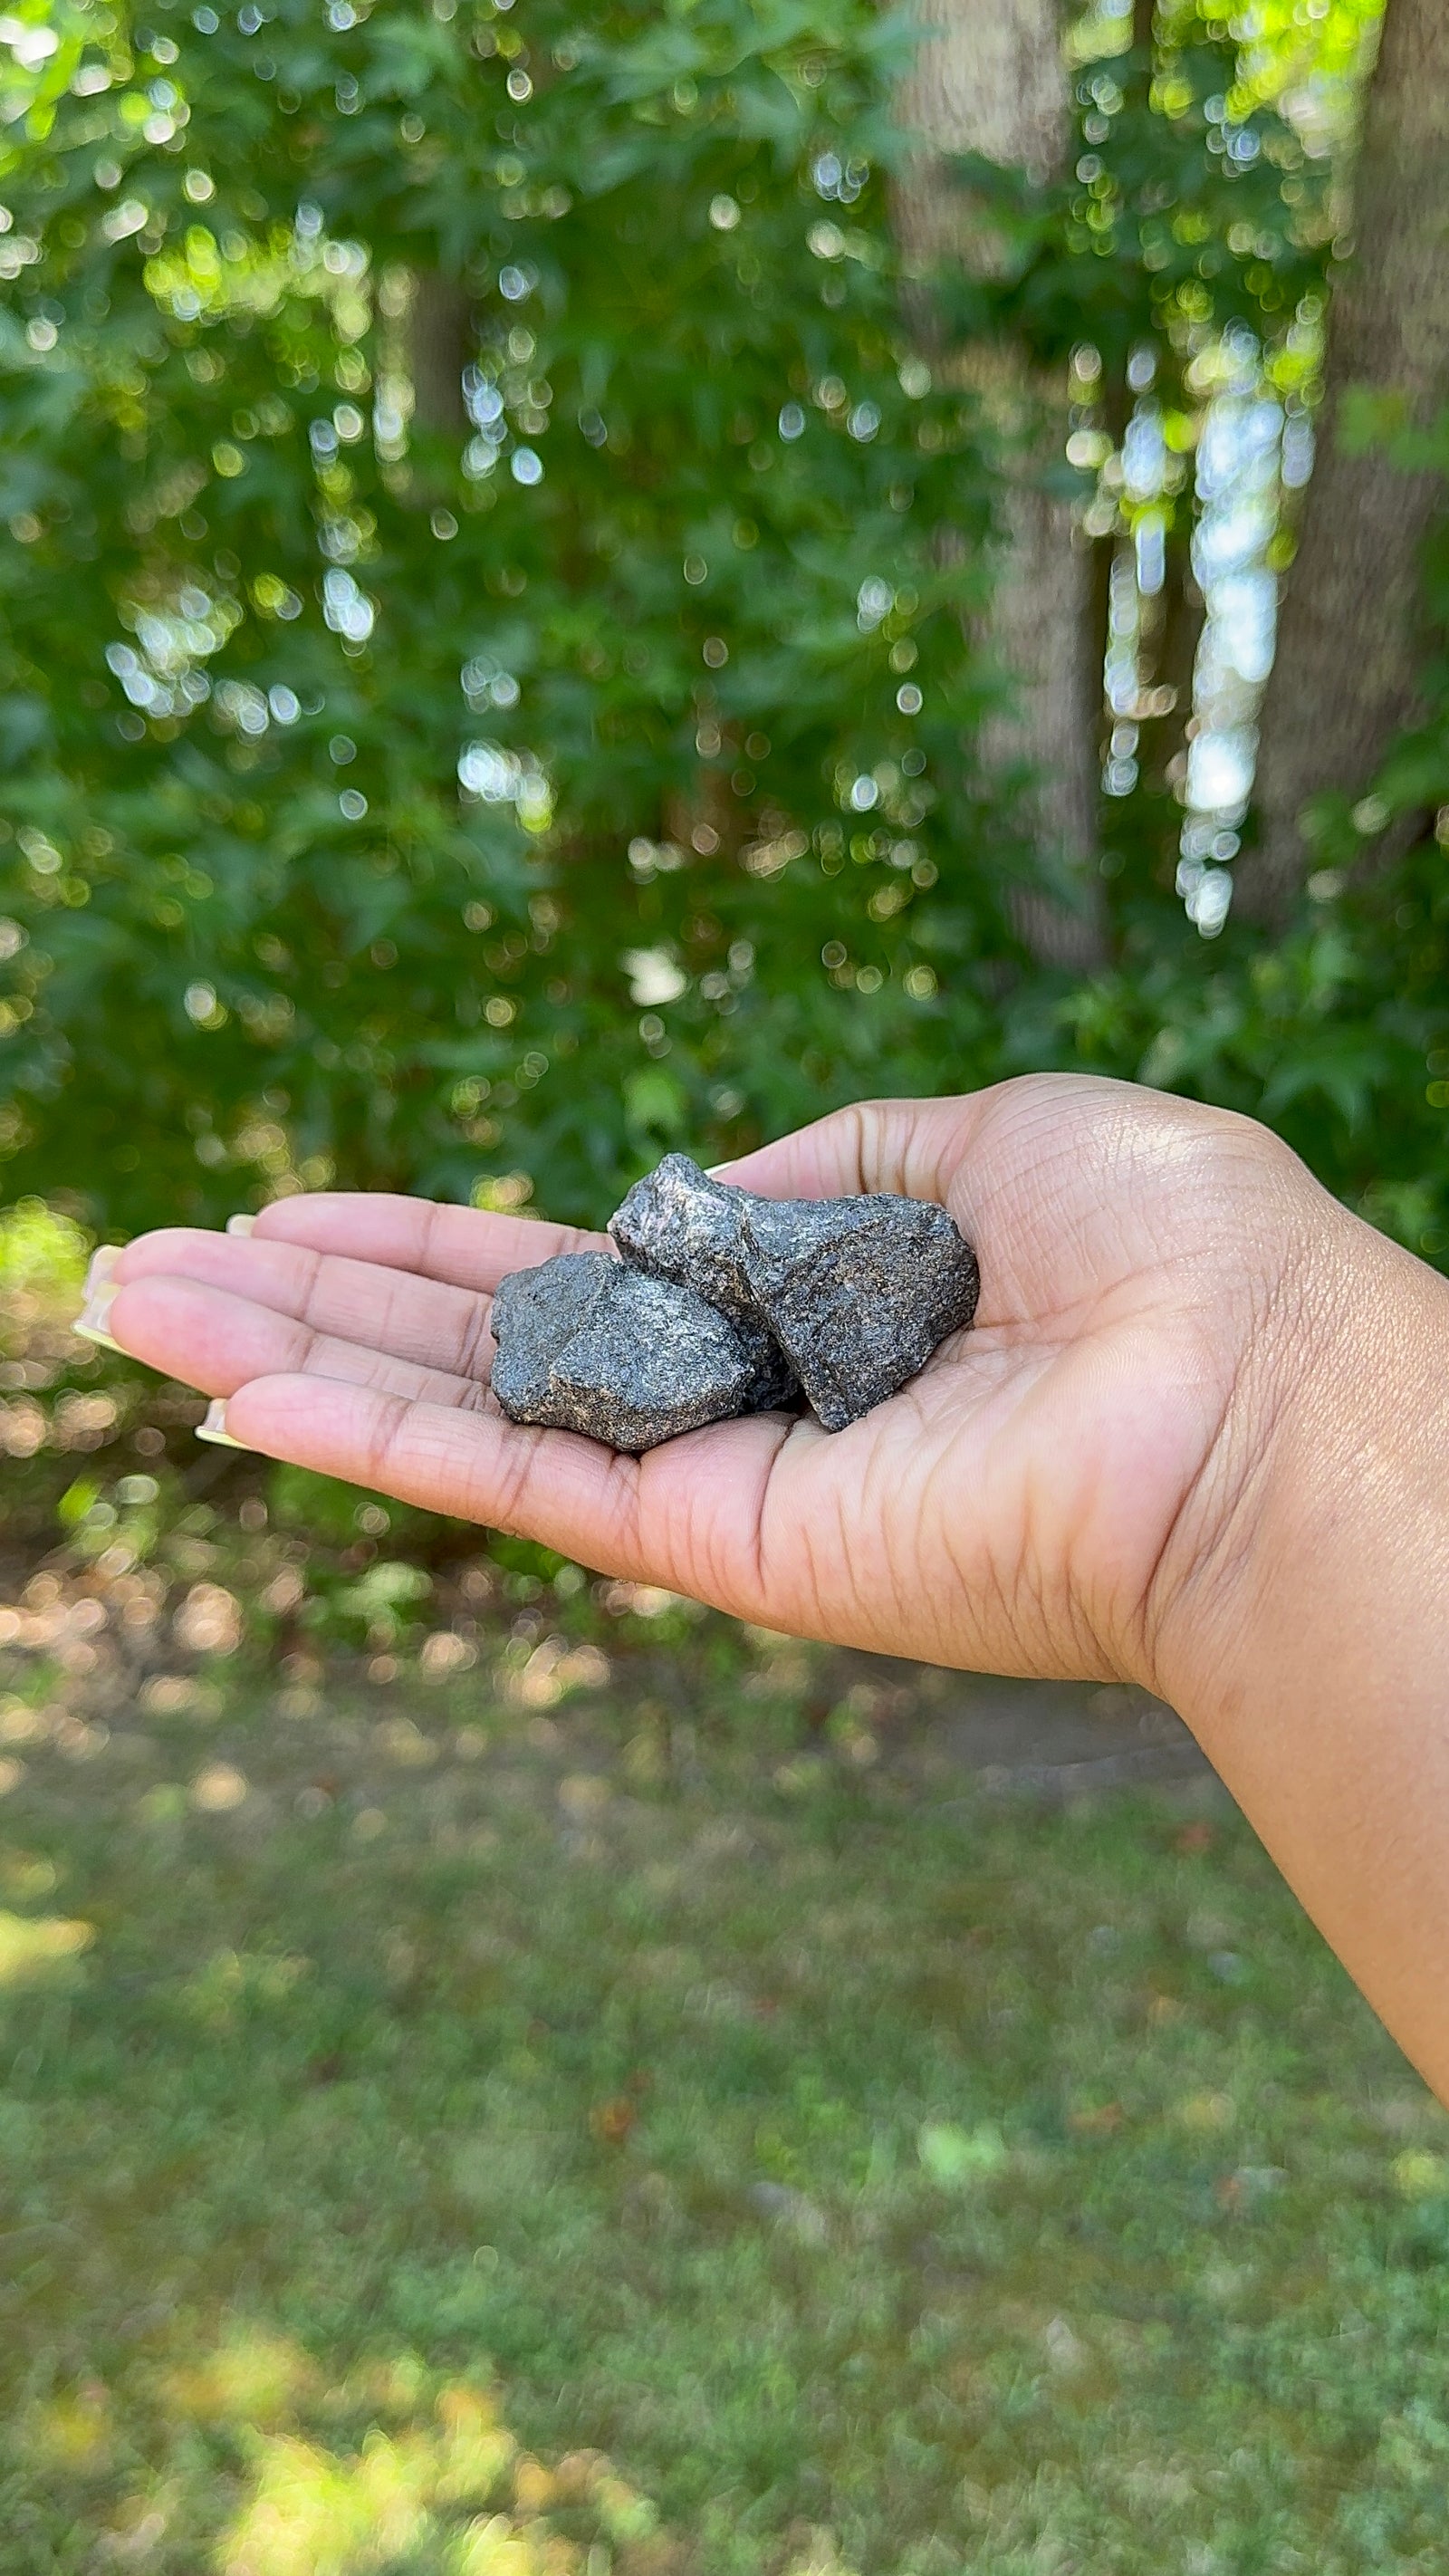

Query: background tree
894,0,1104,968
1240,0,1449,919
0,0,1016,1231
6,0,1449,1283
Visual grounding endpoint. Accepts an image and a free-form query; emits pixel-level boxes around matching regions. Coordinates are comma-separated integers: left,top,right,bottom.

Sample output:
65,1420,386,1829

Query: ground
4,1207,1449,2573
4,1622,1449,2576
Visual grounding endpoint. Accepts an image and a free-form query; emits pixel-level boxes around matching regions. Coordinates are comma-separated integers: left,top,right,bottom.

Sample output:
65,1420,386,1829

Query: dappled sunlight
118,2340,659,2576
218,2430,437,2576
0,1904,93,1985
162,2330,321,2431
22,2336,676,2570
21,2382,116,2477
1,1652,1446,2568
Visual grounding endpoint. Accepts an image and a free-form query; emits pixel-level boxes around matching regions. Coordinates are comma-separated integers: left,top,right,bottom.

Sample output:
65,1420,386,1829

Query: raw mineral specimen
491,1152,979,1448
489,1254,768,1451
610,1152,756,1319
550,1269,760,1452
610,1153,978,1428
610,1152,800,1411
731,1314,803,1415
738,1189,979,1432
488,1253,616,1430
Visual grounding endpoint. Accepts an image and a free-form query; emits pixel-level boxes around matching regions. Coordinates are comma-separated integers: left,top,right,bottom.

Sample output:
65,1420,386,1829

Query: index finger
241,1192,604,1293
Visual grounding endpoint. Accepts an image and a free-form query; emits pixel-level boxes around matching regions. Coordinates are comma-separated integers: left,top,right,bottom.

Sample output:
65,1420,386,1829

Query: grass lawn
3,1629,1449,2576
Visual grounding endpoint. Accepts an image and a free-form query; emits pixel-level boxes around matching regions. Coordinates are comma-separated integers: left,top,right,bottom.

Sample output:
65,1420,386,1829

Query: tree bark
1239,0,1449,923
894,0,1106,970
408,271,471,437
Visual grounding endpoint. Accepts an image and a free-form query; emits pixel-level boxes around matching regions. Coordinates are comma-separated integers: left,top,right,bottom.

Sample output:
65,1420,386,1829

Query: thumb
710,1093,981,1206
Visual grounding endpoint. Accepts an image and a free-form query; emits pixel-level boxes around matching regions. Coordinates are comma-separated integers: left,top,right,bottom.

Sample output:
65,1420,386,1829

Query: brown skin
98,1076,1449,2102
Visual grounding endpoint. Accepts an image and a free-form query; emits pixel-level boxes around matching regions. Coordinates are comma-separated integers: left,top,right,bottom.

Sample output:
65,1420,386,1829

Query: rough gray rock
611,1153,977,1429
609,1152,756,1320
490,1254,764,1451
739,1190,979,1430
492,1152,979,1449
550,1269,762,1451
732,1314,802,1415
488,1253,617,1430
610,1152,800,1410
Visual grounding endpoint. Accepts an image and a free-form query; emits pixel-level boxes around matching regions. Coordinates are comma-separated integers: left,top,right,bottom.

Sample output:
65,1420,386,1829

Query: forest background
0,0,1443,1581
4,6,1449,2565
1,0,1446,1254
3,0,1447,1627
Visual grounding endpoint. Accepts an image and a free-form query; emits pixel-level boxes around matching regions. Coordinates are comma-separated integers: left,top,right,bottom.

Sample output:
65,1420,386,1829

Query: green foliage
1,0,1445,1267
0,1191,88,1316
1070,389,1449,1274
0,0,1031,1232
269,1455,431,1544
1064,876,1449,1264
940,23,1330,382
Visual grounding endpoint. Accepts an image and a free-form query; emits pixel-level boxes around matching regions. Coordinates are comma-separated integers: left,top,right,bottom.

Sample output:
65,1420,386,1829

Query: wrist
1135,1191,1449,2102
1140,1194,1449,1724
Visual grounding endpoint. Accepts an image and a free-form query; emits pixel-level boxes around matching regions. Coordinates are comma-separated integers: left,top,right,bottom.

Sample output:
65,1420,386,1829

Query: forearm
1155,1210,1449,2102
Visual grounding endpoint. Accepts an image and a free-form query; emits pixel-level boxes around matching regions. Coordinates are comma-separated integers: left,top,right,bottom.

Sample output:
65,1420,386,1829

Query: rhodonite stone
489,1153,979,1450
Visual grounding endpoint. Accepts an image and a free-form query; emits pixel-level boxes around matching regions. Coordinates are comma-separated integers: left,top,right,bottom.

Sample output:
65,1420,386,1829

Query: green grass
3,1656,1449,2576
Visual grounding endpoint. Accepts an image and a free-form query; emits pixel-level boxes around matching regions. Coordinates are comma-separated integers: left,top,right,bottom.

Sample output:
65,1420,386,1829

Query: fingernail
74,1279,120,1352
196,1399,249,1451
226,1214,255,1236
82,1245,120,1301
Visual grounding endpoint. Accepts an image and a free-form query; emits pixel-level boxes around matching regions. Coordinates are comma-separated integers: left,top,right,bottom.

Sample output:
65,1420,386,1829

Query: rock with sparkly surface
738,1191,979,1430
610,1152,801,1411
490,1254,764,1451
610,1153,978,1428
488,1252,617,1430
609,1152,757,1320
492,1155,979,1450
549,1268,763,1451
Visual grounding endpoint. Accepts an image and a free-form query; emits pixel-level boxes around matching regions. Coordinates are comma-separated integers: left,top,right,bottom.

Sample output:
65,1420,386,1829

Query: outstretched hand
92,1075,1328,1697
91,1072,1449,2096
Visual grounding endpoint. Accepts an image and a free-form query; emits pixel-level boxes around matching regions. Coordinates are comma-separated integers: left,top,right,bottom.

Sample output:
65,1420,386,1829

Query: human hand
85,1072,1449,2101
85,1074,1340,1697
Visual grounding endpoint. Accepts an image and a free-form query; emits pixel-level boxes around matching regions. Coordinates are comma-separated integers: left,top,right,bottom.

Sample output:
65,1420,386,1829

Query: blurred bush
0,0,1445,1269
0,0,1029,1235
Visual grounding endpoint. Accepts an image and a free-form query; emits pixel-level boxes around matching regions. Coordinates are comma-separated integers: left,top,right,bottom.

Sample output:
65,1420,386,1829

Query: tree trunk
1239,0,1449,923
408,271,471,437
894,0,1106,970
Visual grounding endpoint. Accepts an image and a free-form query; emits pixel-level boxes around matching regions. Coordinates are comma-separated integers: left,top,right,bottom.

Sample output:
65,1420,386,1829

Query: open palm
101,1075,1317,1689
